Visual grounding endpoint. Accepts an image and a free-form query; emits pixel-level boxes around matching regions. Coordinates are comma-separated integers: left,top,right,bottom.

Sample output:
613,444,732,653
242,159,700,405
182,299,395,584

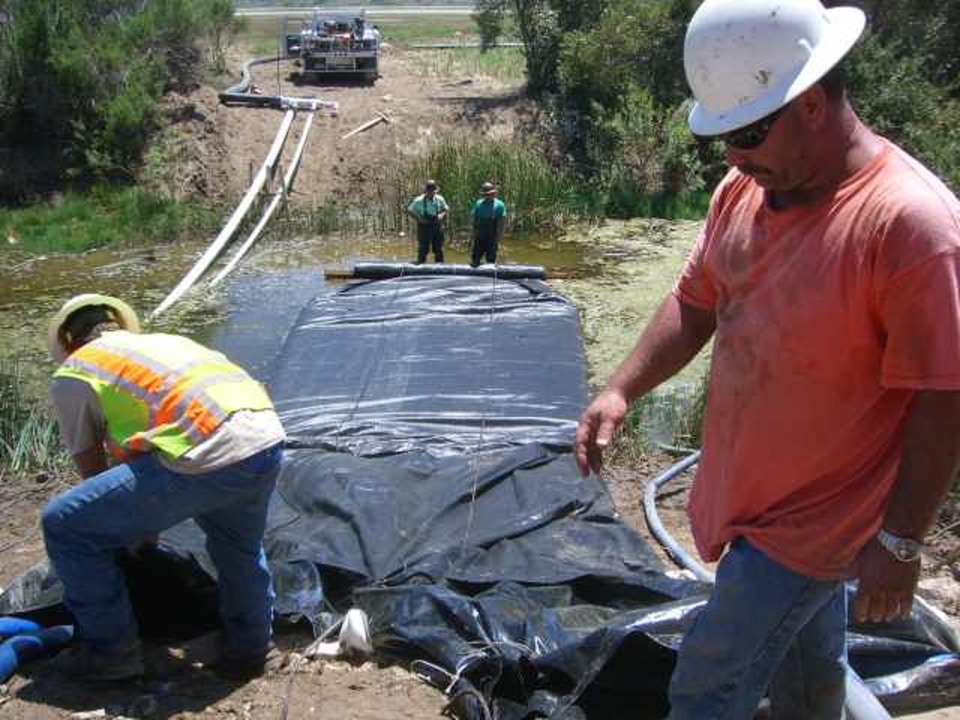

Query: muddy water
0,218,706,400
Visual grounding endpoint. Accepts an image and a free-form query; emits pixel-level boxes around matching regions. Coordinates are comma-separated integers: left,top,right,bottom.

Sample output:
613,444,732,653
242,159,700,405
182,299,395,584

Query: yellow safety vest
54,331,274,461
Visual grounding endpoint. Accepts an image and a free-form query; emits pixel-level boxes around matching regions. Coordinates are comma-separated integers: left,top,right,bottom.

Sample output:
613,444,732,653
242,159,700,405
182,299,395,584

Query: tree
0,0,231,197
473,0,506,52
202,0,243,73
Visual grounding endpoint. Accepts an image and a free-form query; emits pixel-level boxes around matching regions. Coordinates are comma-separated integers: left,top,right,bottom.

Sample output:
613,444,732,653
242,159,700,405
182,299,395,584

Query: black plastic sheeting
272,276,586,456
3,274,960,716
351,261,548,281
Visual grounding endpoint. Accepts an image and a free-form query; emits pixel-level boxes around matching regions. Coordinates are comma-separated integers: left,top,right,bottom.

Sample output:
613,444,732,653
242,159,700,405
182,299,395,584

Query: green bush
584,88,709,218
847,34,960,190
0,0,243,194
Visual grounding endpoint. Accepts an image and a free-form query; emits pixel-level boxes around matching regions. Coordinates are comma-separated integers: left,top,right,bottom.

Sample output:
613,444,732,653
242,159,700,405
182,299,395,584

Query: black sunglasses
717,106,786,150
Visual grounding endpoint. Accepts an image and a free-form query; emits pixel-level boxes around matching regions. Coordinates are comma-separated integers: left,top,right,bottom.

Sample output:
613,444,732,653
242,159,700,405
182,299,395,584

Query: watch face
879,530,921,562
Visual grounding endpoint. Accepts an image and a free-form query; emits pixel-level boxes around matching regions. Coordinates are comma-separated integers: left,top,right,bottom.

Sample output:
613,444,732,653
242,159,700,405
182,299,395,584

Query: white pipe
644,452,892,719
149,109,297,319
210,111,316,287
642,450,713,583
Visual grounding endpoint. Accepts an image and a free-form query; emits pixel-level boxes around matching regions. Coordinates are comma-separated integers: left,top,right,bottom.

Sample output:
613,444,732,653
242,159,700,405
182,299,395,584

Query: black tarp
3,274,959,716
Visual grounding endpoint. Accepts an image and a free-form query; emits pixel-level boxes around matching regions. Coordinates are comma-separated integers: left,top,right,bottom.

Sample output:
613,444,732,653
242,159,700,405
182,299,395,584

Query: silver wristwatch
876,528,923,563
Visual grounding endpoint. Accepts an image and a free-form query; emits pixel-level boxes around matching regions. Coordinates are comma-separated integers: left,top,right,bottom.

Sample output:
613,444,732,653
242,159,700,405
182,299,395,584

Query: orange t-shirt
675,142,960,579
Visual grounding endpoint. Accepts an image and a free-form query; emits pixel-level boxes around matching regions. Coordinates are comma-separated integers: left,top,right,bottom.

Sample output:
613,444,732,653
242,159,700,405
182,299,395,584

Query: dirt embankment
141,44,539,210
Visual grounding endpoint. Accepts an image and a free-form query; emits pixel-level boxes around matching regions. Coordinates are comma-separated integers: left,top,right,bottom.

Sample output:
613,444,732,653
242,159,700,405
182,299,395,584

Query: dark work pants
471,220,498,266
416,221,444,264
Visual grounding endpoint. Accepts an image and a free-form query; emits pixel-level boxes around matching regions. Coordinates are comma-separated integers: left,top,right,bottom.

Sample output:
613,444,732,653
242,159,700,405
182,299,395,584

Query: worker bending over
575,1,960,717
42,294,285,682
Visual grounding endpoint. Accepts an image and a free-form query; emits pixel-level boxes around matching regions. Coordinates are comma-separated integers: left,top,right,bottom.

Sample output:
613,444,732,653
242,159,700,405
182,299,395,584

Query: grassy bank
265,137,708,242
1,187,219,254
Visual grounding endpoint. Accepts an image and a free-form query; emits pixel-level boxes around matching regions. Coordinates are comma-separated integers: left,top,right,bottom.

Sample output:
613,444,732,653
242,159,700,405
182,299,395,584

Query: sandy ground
2,44,958,720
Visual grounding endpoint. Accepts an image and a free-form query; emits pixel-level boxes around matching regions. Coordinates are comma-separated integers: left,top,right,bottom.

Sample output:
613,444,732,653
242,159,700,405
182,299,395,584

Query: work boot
211,641,281,682
53,640,145,682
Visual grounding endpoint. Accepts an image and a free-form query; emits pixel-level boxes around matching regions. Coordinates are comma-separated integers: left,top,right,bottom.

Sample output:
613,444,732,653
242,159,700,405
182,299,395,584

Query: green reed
621,373,709,454
0,364,67,476
389,139,599,234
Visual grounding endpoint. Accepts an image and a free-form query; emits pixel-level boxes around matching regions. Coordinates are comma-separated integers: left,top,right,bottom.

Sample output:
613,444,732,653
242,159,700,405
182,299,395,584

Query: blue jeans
668,538,847,720
41,444,282,655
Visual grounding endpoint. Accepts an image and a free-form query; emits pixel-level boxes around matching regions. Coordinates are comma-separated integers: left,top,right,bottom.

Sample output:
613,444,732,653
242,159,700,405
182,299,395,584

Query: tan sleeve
48,377,105,455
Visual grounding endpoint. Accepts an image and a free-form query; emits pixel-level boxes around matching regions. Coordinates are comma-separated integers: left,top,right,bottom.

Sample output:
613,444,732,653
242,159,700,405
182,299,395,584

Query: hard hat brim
48,294,141,364
688,7,866,137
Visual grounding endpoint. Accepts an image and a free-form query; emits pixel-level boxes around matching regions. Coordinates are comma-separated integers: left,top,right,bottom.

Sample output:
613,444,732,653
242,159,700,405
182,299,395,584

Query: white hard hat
684,0,866,136
48,293,140,363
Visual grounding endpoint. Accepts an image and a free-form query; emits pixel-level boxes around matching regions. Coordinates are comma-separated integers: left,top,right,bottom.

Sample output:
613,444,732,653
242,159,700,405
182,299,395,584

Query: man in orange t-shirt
574,1,960,718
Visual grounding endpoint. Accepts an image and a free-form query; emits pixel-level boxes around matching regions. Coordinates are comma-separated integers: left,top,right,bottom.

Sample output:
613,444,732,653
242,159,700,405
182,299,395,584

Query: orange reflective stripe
67,344,242,439
59,332,273,459
63,347,170,428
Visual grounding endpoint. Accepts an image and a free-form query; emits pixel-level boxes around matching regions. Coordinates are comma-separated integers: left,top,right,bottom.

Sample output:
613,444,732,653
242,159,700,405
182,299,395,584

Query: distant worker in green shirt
470,182,507,266
406,179,449,264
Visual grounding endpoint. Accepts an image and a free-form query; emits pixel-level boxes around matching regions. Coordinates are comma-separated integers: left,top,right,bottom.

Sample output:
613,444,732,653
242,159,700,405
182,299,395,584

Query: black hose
219,55,285,107
352,262,547,281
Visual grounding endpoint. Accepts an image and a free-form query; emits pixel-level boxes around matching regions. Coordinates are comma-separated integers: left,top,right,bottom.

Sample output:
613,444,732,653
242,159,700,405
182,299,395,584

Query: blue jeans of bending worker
41,443,282,657
668,538,847,720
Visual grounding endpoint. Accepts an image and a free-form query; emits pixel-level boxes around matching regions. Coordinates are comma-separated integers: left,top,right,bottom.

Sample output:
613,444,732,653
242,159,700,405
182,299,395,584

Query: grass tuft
0,363,68,476
406,47,525,83
621,373,709,454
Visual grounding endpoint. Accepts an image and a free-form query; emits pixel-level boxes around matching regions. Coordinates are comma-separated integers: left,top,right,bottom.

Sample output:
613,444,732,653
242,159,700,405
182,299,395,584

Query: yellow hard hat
48,293,140,363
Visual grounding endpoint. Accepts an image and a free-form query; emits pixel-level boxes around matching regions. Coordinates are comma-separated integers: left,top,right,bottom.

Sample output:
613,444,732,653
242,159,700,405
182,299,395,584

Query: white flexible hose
643,452,892,719
210,110,316,286
150,109,297,318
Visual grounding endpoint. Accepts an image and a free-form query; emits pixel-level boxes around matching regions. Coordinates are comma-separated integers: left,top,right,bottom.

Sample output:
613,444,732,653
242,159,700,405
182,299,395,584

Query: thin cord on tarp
333,265,409,453
461,266,501,554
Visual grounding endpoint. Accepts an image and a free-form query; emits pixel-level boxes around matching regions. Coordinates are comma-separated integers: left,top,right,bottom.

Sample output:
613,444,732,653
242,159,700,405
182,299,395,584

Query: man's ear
796,84,829,131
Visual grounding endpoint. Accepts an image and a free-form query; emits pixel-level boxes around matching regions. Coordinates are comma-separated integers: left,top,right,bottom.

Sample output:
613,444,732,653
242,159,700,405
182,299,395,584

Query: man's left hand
853,538,920,623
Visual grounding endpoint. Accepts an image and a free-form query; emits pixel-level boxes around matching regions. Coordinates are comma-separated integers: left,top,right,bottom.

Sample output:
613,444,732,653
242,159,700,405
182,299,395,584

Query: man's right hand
574,389,628,477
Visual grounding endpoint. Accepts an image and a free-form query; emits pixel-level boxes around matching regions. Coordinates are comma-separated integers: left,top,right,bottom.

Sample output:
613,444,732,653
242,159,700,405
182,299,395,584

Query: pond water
0,218,708,405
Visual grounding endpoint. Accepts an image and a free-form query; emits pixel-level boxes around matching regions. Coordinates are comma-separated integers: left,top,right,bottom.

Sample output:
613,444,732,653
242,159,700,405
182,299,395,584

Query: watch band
876,528,923,563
